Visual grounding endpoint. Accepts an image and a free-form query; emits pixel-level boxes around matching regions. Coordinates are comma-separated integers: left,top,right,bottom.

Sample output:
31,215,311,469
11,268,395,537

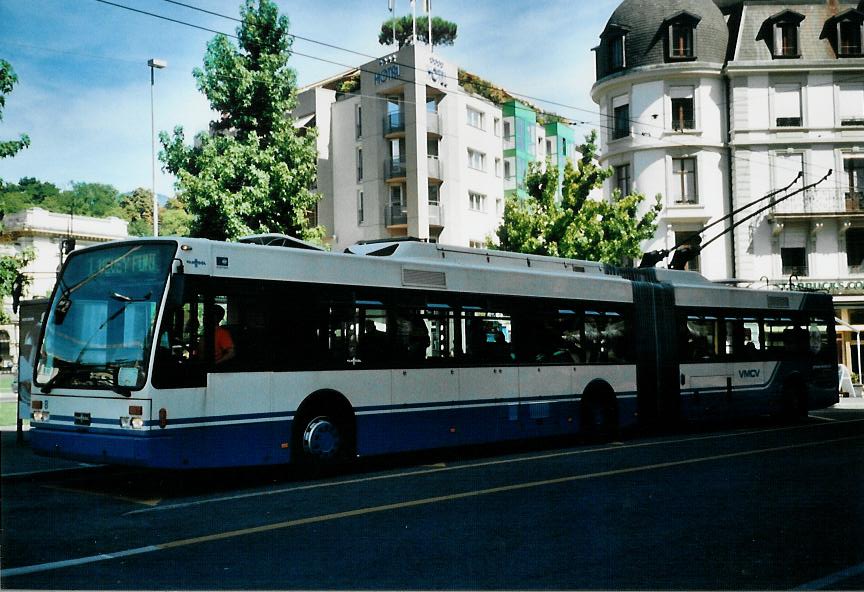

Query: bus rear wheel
781,380,808,422
292,404,355,472
580,387,619,443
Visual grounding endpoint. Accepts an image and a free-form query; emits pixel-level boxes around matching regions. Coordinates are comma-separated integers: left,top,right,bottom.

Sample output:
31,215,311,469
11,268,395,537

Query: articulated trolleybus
30,236,838,469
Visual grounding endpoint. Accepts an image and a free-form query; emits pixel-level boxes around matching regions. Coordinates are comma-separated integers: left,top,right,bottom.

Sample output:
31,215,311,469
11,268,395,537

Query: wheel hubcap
302,417,341,459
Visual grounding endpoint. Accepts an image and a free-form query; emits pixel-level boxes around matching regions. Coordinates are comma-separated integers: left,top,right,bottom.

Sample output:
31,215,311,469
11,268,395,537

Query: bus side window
152,285,207,388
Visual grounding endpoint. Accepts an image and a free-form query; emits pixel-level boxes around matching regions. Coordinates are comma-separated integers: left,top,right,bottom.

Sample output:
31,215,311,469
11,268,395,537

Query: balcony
428,202,445,228
384,112,405,136
385,203,407,227
427,112,441,136
427,156,443,181
385,157,408,182
770,188,854,217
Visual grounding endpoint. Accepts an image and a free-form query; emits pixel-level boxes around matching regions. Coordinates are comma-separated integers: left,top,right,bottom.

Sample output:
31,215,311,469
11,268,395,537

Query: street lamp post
148,58,167,237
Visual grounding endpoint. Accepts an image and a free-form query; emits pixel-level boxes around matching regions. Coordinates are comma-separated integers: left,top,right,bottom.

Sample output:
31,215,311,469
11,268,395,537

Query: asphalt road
2,408,863,590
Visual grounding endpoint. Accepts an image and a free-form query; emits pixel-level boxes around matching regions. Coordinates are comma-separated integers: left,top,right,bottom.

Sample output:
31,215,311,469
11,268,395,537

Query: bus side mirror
168,274,185,308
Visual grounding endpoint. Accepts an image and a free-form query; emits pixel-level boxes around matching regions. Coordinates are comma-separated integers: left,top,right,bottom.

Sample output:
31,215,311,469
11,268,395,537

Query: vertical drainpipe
724,73,737,279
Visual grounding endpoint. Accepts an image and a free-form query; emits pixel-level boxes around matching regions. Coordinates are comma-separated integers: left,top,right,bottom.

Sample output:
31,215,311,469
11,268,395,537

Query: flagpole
427,0,433,51
411,0,417,44
389,0,396,46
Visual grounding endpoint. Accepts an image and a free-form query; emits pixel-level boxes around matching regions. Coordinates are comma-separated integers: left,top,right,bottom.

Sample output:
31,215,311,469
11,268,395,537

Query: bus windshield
35,242,177,392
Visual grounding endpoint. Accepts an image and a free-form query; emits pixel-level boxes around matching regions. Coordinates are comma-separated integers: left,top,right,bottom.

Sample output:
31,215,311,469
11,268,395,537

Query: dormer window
597,23,630,76
821,10,864,58
609,34,626,71
838,18,863,56
670,23,694,58
758,11,804,59
664,12,700,61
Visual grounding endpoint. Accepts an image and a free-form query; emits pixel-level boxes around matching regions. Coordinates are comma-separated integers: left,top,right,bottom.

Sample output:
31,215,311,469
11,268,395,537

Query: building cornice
725,60,864,75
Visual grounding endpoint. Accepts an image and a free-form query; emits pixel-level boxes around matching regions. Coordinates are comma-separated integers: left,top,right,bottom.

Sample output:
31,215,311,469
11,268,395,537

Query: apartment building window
781,247,807,276
503,159,513,180
674,231,701,272
493,117,501,136
427,137,439,157
467,107,485,130
355,105,362,139
670,86,695,131
356,147,363,182
666,15,697,61
612,96,630,140
357,190,364,224
774,21,800,57
672,157,697,204
774,84,802,127
468,148,486,171
427,97,438,113
496,198,503,216
608,34,626,71
428,184,440,206
838,18,864,56
614,164,631,196
561,138,567,156
840,84,864,126
469,240,485,249
847,228,864,272
495,157,502,177
846,157,864,208
469,191,487,212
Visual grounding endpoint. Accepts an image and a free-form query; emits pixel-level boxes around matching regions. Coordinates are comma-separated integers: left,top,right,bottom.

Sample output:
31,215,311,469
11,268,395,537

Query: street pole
148,58,167,237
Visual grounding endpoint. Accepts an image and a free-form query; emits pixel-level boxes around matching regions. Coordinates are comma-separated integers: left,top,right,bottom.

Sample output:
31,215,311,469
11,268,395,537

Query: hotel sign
427,55,448,88
375,64,400,86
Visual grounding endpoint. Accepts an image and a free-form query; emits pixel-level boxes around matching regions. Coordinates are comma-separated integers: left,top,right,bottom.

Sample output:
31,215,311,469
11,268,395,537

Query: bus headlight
120,416,145,429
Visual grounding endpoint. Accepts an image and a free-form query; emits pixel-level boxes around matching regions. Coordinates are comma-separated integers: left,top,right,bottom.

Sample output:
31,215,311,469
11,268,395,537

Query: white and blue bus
29,236,838,469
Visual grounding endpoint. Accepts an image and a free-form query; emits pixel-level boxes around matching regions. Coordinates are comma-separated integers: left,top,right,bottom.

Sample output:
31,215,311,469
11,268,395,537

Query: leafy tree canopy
379,15,457,48
120,187,154,237
0,179,124,220
158,195,193,237
0,248,34,324
0,59,30,160
493,131,663,266
160,0,322,242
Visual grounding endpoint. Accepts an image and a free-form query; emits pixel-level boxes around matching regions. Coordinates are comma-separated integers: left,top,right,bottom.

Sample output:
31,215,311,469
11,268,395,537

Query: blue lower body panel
30,395,640,469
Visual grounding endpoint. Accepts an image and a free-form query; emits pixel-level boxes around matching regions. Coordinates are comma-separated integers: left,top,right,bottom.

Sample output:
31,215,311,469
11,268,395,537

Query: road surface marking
7,433,863,579
126,417,864,516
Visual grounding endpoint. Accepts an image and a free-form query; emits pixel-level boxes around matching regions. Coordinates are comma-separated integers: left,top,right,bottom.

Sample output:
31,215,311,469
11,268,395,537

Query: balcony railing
385,203,407,227
427,156,443,180
427,112,440,135
384,112,405,135
385,157,408,180
769,188,856,215
429,202,445,227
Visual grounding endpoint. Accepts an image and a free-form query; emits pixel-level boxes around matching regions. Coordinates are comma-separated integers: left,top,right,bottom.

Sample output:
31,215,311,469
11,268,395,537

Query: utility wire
87,0,855,182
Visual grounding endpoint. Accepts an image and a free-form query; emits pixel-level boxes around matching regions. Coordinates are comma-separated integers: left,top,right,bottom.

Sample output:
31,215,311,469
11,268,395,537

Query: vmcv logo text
739,369,760,378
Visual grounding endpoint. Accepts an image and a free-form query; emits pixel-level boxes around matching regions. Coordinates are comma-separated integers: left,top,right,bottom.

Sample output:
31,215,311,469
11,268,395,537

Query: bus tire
580,383,619,443
292,392,355,471
781,378,808,422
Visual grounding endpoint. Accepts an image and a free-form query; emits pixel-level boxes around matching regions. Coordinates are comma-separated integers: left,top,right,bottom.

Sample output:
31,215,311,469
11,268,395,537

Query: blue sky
0,0,619,196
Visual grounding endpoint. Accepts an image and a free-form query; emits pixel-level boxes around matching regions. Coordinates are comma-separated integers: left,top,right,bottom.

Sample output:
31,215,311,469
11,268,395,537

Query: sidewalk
1,425,97,480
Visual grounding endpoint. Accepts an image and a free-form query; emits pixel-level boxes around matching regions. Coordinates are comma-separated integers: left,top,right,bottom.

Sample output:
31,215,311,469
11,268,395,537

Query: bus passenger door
456,309,519,444
389,305,459,451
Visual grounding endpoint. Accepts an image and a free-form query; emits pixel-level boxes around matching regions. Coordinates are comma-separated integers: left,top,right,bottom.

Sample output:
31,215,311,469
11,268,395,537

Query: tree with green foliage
494,131,663,266
379,15,457,48
160,0,322,242
0,249,34,324
41,182,123,218
158,195,193,237
0,60,30,160
119,188,154,236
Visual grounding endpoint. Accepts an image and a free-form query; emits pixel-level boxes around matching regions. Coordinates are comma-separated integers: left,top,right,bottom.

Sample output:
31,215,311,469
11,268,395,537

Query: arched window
821,10,864,58
757,10,805,59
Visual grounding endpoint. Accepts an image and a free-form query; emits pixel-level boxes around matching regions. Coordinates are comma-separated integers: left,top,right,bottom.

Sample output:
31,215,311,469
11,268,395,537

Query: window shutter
839,85,864,122
775,84,801,124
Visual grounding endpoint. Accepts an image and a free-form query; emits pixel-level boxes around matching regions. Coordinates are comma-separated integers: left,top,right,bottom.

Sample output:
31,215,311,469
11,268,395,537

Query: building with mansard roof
592,0,864,373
